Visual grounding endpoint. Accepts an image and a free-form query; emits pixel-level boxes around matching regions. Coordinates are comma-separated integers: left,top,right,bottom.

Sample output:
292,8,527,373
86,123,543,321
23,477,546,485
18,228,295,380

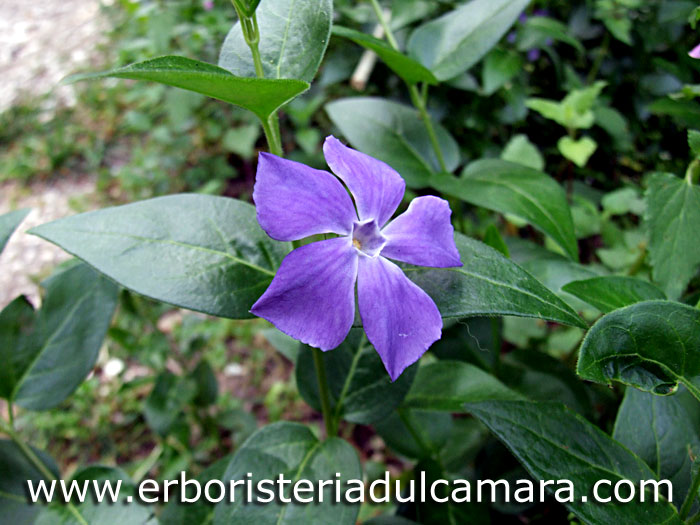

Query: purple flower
202,0,214,10
690,44,700,59
250,136,462,380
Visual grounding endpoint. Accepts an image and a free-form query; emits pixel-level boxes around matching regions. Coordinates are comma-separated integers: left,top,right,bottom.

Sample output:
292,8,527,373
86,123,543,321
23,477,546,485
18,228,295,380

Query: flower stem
681,466,700,519
311,347,336,437
0,418,88,525
686,159,700,186
231,1,284,156
368,0,447,173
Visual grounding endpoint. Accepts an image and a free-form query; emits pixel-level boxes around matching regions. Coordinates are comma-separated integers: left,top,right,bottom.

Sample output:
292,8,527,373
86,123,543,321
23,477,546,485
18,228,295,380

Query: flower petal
254,152,357,241
251,237,358,350
381,196,462,268
323,136,405,227
690,43,700,59
357,256,442,381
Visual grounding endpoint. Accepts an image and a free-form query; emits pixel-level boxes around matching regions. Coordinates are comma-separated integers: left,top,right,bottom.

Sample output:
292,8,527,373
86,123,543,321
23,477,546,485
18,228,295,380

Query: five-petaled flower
250,136,462,380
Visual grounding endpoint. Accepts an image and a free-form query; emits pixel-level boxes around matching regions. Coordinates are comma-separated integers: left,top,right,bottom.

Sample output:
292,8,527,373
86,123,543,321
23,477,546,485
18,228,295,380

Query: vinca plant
2,0,700,524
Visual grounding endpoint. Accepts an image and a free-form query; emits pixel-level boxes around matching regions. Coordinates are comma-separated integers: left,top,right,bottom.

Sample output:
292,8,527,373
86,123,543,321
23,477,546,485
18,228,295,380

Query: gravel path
0,0,105,307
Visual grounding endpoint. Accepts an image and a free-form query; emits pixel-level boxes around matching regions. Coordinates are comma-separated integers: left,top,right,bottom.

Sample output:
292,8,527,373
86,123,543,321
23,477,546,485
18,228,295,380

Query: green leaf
483,224,509,257
614,387,700,508
235,0,261,17
527,81,606,130
65,56,309,121
517,16,585,54
296,330,416,424
219,0,332,82
332,26,438,85
430,160,579,260
213,422,361,525
407,233,585,328
144,372,197,436
0,440,59,524
500,134,544,171
36,466,152,524
160,456,230,524
1,264,118,410
557,136,597,167
261,328,300,363
403,361,522,411
465,400,682,525
407,0,530,81
481,48,523,96
562,276,666,313
645,172,700,299
0,209,29,255
191,359,218,407
688,130,700,156
30,194,290,320
577,300,700,398
374,410,453,460
649,98,700,129
325,97,459,188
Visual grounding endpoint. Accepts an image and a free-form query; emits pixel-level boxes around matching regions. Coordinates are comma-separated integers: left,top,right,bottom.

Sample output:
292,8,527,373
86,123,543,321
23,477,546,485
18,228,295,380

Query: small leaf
30,194,290,320
403,361,522,411
219,0,332,82
481,48,523,96
483,224,509,257
577,300,700,399
517,16,585,54
296,330,416,424
430,160,579,260
407,0,530,81
325,97,459,188
2,264,118,410
191,359,218,407
332,26,438,85
645,172,700,299
466,400,682,525
213,422,361,525
144,372,197,436
374,410,453,460
500,134,544,170
0,440,59,524
557,136,597,167
0,209,29,255
562,276,666,313
407,233,585,328
614,387,700,508
66,56,309,121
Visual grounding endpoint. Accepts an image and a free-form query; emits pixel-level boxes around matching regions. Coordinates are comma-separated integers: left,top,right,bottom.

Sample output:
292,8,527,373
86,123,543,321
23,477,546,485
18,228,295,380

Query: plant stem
686,159,700,186
261,116,283,156
7,401,14,429
368,0,447,173
397,408,434,459
0,419,88,525
311,347,336,437
681,467,700,519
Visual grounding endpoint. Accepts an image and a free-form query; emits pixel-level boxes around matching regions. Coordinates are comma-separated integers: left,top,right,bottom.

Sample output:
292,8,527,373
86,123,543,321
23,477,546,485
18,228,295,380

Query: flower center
351,219,386,257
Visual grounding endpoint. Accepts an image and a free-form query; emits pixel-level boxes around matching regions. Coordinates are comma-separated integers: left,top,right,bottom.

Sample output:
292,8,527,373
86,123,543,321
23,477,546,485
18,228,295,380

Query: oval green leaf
406,234,586,328
430,160,578,260
0,208,29,255
65,56,309,121
562,276,666,313
30,194,290,320
577,300,700,398
465,400,682,525
219,0,332,82
325,97,460,188
213,422,361,525
407,0,530,81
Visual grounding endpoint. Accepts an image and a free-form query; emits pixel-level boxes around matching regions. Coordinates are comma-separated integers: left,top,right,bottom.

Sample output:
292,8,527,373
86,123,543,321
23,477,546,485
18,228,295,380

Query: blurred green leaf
326,97,459,188
219,0,332,82
517,16,585,54
66,56,309,121
562,276,665,313
645,172,700,299
557,136,597,167
0,209,29,255
144,371,197,436
500,134,544,170
407,0,530,81
481,48,522,96
31,195,290,319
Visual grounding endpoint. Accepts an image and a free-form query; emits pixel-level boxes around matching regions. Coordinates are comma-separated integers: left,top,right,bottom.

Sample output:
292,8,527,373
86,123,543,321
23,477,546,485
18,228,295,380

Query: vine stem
368,0,448,173
0,418,88,525
680,466,700,520
311,347,336,437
